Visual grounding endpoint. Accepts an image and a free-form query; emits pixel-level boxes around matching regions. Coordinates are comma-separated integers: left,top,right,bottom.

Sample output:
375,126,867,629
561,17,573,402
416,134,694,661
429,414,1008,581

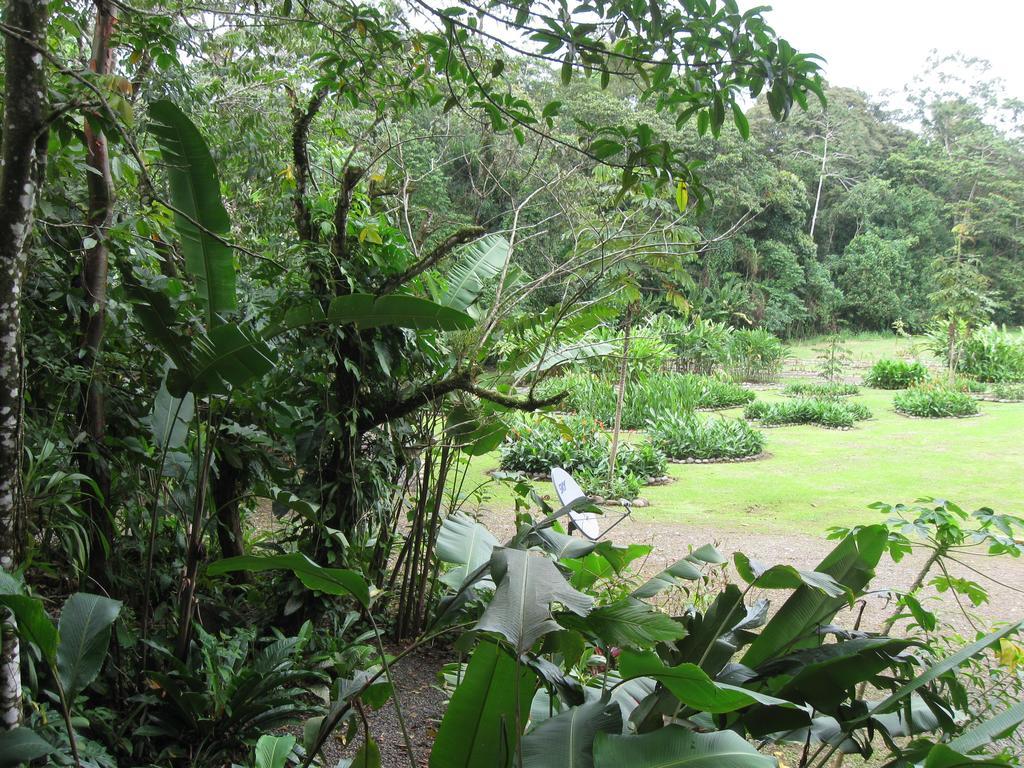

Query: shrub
992,382,1024,401
584,324,674,381
498,414,667,492
864,358,927,389
647,412,764,460
728,328,788,383
894,385,980,418
654,315,733,375
744,397,871,429
782,381,859,398
958,325,1024,382
951,375,988,394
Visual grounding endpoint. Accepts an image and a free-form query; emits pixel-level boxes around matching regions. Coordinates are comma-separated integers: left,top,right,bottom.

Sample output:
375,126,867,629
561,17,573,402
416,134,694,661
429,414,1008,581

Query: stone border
748,419,855,431
668,452,769,464
974,395,1024,403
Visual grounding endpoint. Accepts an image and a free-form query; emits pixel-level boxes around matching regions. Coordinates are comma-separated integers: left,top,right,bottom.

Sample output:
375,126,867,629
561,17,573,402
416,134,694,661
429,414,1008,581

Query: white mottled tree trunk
0,0,49,731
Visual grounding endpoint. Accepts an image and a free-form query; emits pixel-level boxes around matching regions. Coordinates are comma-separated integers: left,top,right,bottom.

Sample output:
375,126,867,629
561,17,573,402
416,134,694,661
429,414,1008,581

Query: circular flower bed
646,412,765,460
893,385,980,418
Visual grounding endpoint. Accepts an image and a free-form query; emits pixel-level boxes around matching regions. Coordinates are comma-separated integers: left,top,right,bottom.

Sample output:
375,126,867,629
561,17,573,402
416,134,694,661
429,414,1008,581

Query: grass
465,386,1024,536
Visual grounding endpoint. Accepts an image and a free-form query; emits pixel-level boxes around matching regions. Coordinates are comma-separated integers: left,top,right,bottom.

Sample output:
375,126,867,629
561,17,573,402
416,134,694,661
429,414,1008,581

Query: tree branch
377,225,485,294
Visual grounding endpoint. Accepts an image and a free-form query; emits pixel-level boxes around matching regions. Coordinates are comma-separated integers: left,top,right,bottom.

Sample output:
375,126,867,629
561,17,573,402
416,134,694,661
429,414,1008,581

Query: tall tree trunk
211,457,247,580
607,304,634,486
809,130,828,239
78,0,117,589
0,0,49,731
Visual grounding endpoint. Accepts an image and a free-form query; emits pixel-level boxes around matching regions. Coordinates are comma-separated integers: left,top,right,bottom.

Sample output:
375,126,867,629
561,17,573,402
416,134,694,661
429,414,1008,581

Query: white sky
748,0,1024,106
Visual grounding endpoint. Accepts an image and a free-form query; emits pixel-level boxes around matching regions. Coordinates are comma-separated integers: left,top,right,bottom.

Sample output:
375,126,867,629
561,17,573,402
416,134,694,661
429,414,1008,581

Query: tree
0,0,49,732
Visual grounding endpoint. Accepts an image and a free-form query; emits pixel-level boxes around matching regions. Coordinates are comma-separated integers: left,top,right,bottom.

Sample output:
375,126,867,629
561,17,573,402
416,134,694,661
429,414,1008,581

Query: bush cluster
727,328,788,383
782,381,860,398
498,415,667,496
647,412,765,460
744,397,871,429
894,385,980,418
958,325,1024,382
864,359,928,389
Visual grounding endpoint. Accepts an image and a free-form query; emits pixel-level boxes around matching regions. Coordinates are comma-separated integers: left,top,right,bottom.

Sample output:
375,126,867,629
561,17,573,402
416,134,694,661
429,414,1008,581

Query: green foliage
647,413,764,460
727,329,788,382
864,358,928,389
957,325,1024,382
430,502,1021,768
652,315,733,375
546,372,753,430
745,397,871,429
893,384,980,418
498,415,666,497
783,381,859,398
992,382,1024,401
140,627,322,764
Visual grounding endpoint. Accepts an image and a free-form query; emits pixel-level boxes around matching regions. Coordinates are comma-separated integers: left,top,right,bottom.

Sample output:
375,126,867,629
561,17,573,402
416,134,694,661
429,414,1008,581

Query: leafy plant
428,501,1023,768
864,358,928,389
647,412,764,459
894,384,980,417
992,382,1024,401
782,381,860,398
957,324,1024,382
814,333,853,383
727,329,788,383
139,626,323,765
744,397,871,428
653,315,734,375
498,415,666,497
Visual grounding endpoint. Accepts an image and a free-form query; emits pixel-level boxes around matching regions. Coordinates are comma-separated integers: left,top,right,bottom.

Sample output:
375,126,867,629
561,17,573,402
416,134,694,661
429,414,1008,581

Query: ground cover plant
894,384,981,418
865,359,929,389
783,381,860,397
647,412,765,460
745,397,872,428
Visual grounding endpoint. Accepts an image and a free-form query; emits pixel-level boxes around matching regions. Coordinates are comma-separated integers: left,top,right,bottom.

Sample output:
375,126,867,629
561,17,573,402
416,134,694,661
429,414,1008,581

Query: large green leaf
760,637,916,713
56,593,122,702
520,700,621,768
274,294,475,334
439,234,510,313
0,728,57,768
207,553,370,608
436,512,499,588
559,598,685,649
147,370,194,451
0,587,58,662
632,556,703,599
430,640,536,768
149,100,236,325
618,650,796,714
593,726,775,767
733,553,850,602
477,548,592,654
741,525,887,668
254,734,295,768
948,699,1024,753
167,322,278,397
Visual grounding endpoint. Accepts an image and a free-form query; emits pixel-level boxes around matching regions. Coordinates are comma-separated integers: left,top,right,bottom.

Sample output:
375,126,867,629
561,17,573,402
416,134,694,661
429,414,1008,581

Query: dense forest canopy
1,0,1023,765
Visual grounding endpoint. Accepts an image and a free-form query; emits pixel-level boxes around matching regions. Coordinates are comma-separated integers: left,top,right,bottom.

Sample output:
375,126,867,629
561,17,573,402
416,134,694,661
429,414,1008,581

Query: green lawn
465,385,1024,535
